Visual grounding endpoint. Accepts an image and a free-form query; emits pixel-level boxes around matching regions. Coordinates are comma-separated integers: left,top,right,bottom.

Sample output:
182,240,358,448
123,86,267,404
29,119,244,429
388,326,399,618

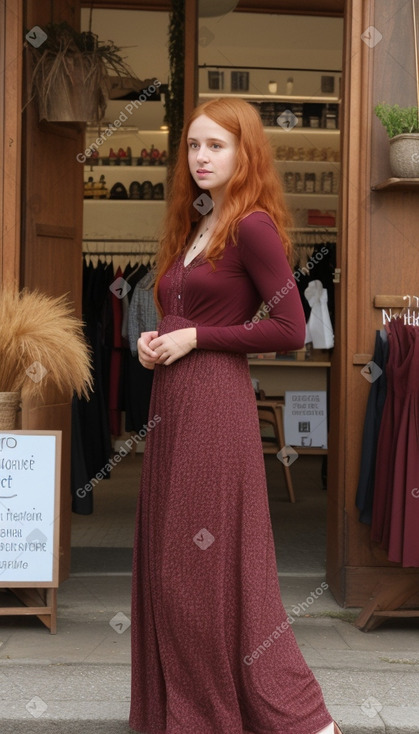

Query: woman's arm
195,212,306,353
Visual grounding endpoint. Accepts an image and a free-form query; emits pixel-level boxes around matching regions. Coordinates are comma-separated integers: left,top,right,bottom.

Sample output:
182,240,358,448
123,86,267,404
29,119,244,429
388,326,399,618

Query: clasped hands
137,328,197,369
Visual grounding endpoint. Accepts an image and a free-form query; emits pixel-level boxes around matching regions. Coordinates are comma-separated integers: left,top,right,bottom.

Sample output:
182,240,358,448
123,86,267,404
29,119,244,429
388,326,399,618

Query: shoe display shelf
83,129,167,241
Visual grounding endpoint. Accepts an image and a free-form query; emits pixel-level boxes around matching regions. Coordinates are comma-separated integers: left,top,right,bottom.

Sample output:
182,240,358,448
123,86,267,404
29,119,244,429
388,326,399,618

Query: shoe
152,183,164,200
109,148,118,165
140,180,153,200
149,144,160,165
140,147,151,166
158,149,167,165
129,181,142,200
109,182,128,199
118,147,130,166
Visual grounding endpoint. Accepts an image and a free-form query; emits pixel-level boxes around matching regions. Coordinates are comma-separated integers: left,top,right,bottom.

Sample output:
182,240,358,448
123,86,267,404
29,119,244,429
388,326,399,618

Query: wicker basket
0,392,21,430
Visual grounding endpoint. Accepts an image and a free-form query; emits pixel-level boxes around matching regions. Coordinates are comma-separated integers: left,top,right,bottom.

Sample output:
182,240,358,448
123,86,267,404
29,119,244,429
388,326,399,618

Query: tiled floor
71,452,328,575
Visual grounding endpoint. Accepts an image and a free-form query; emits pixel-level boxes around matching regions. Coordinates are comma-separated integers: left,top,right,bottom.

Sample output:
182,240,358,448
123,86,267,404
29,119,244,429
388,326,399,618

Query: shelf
371,177,419,191
265,127,339,135
83,199,166,204
275,160,339,168
199,93,340,103
85,165,166,171
85,127,168,135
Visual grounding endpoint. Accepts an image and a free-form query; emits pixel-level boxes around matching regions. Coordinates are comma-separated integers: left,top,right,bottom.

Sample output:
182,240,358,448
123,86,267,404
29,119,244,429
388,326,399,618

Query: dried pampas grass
0,288,93,399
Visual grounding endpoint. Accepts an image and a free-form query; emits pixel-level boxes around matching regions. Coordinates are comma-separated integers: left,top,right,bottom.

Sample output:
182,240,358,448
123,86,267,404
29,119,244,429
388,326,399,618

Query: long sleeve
196,212,306,353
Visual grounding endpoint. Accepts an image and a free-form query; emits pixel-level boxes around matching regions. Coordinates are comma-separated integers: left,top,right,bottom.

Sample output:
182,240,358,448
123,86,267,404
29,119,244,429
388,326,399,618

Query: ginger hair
154,97,293,313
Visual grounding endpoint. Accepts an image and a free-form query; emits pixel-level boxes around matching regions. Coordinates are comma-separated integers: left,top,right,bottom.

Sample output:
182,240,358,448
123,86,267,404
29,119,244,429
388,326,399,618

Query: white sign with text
0,432,61,585
284,391,327,448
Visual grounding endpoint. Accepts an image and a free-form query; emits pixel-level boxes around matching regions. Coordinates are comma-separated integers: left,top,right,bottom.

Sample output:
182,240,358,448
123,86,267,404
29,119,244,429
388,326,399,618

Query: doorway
70,7,344,589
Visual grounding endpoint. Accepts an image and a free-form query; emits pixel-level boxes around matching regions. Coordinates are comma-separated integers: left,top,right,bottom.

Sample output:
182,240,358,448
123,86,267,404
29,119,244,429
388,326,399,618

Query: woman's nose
196,146,209,162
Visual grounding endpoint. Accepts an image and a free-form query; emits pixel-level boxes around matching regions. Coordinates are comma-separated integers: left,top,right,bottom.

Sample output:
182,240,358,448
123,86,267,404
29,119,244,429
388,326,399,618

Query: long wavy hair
154,97,293,312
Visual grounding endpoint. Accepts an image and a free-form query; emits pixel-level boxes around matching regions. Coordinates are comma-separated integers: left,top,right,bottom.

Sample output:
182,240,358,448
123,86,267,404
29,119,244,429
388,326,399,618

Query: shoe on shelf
129,181,142,200
140,180,153,200
149,144,160,165
109,148,118,165
140,147,151,166
118,147,129,165
158,150,167,165
152,183,164,200
109,182,128,200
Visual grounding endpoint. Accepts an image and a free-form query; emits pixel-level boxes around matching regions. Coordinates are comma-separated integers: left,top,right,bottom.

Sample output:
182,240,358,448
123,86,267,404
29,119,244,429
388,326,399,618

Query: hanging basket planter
33,52,106,122
27,22,139,123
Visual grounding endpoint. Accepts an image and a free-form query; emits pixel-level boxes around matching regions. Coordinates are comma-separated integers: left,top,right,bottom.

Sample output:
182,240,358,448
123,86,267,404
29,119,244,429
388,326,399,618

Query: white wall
198,12,343,98
81,9,344,128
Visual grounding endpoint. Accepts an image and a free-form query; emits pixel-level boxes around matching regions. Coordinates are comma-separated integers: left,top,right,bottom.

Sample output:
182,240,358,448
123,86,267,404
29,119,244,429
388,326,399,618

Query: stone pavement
0,572,418,733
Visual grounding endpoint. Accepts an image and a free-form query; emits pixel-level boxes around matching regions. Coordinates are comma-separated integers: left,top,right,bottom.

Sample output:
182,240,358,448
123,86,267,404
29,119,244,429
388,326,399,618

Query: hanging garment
371,318,419,567
124,265,156,433
128,269,158,356
304,279,334,348
71,260,113,513
355,329,389,524
109,266,124,436
295,243,335,327
121,261,139,341
130,212,333,734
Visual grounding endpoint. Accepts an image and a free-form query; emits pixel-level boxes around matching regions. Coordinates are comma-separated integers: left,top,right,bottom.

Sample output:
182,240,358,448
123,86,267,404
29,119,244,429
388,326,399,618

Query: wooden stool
256,398,296,503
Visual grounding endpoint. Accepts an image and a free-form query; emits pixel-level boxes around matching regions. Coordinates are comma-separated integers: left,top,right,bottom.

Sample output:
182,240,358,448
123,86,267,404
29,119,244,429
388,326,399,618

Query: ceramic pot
389,133,419,177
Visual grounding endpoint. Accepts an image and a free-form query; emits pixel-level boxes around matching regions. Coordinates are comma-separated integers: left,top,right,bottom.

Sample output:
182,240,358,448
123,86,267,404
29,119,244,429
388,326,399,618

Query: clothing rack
290,228,337,246
82,238,158,267
354,291,419,631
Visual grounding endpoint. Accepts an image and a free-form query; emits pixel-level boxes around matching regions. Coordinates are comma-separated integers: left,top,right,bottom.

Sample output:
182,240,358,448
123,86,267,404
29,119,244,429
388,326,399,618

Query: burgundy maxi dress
130,212,333,734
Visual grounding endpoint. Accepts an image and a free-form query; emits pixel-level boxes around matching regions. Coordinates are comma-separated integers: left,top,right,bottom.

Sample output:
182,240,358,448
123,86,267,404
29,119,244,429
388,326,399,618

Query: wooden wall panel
0,0,22,290
329,0,419,607
22,0,84,582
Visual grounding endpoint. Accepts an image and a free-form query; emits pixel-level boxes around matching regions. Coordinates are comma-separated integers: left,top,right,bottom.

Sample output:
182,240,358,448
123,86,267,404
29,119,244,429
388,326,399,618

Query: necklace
192,225,209,249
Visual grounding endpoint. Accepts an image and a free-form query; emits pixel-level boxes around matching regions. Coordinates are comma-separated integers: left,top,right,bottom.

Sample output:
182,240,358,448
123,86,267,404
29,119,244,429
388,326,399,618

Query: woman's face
187,114,238,199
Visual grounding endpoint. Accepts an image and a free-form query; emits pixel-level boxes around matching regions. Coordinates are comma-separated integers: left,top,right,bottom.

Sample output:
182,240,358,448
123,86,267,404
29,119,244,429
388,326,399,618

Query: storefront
1,0,419,623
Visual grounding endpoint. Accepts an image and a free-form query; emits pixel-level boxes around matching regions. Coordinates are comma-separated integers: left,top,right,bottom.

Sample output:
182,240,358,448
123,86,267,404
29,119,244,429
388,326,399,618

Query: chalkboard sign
0,431,61,587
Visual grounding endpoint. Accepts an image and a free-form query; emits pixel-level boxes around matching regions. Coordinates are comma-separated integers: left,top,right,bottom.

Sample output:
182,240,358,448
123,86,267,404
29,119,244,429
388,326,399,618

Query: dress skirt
130,314,332,734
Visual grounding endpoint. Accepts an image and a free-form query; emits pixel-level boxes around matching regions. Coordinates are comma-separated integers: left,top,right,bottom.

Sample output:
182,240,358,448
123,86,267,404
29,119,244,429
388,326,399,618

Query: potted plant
374,103,419,178
0,288,92,429
26,21,139,122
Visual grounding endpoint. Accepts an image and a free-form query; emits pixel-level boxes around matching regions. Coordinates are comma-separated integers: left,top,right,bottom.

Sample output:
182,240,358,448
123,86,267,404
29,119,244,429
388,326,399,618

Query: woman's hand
137,331,159,370
149,328,197,366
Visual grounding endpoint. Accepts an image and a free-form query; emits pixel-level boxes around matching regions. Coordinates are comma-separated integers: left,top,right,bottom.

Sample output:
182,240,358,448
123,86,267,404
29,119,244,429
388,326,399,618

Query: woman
131,97,342,734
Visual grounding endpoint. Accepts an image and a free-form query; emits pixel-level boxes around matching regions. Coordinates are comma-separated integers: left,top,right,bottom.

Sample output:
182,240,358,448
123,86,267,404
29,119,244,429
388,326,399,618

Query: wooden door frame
0,0,22,290
4,0,382,607
326,0,374,605
80,0,344,16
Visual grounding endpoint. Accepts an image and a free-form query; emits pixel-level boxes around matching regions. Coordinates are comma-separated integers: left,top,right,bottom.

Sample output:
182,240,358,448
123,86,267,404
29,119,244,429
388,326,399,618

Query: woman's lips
197,169,211,175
